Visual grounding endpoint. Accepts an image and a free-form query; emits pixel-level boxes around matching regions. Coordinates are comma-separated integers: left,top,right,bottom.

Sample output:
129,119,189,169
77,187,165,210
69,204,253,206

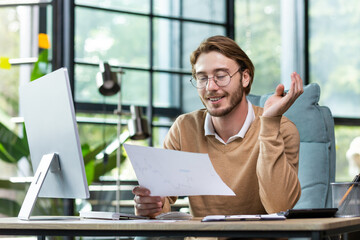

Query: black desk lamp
96,62,120,96
128,105,150,140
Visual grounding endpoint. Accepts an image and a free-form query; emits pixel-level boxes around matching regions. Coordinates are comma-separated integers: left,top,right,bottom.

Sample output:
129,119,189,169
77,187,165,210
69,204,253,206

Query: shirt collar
204,100,255,144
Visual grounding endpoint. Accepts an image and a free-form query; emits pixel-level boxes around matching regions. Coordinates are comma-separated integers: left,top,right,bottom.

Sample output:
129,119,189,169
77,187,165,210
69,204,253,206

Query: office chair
247,83,336,208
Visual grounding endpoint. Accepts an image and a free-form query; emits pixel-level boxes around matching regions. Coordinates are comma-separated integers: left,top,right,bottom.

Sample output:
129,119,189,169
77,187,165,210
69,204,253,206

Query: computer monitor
18,68,89,220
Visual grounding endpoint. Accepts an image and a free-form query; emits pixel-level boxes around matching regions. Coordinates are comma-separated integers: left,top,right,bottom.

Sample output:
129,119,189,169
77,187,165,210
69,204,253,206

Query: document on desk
202,214,286,222
123,144,235,196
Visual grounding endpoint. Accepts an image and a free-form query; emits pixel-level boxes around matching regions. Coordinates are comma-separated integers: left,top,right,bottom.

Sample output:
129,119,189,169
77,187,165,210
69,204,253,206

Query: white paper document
123,144,235,196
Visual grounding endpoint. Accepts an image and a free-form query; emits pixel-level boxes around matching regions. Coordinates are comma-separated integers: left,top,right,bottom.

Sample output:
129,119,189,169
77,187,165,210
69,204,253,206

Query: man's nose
206,77,219,90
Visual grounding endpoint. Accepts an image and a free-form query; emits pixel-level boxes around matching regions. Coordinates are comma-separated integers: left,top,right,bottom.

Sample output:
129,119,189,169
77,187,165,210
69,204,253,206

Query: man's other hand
263,72,304,117
132,186,165,218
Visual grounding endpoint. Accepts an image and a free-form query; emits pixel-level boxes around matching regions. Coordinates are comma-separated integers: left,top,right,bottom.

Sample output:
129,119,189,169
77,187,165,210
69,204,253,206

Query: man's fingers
132,187,165,218
135,202,163,210
132,186,151,196
135,207,162,217
288,72,303,98
275,84,285,96
134,195,162,204
134,197,164,218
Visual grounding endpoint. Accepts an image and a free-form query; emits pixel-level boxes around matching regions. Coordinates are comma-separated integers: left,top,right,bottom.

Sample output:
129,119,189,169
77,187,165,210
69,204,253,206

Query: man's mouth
208,96,224,102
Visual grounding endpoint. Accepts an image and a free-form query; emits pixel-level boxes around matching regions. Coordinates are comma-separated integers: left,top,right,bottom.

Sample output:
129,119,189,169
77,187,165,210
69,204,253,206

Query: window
309,0,360,181
0,0,232,217
71,1,232,213
0,0,54,217
73,0,231,152
235,0,360,181
235,0,282,95
235,0,305,95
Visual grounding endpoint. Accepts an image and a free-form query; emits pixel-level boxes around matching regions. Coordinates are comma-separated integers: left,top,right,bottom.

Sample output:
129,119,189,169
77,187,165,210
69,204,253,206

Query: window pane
74,64,101,104
0,6,39,121
121,70,149,106
75,0,150,14
75,7,149,68
153,18,180,69
0,67,20,121
153,0,180,17
153,72,180,108
77,119,117,149
0,7,21,59
182,75,204,113
235,0,281,95
335,126,360,182
0,6,43,58
152,125,172,148
309,0,360,118
153,0,225,22
75,64,149,106
183,0,226,23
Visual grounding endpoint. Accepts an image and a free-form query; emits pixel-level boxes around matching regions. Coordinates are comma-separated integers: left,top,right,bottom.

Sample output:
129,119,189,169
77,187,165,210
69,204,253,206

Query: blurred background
0,0,360,219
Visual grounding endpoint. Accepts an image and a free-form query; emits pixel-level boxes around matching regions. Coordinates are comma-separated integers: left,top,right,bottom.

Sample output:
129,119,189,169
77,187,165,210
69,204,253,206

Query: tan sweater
162,106,301,217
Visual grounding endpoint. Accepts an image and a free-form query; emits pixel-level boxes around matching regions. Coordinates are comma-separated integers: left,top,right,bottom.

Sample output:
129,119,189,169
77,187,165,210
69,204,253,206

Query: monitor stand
18,153,60,220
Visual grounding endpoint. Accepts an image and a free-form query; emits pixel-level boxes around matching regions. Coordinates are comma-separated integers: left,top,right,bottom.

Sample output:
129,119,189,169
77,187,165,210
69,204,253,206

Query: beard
202,88,244,117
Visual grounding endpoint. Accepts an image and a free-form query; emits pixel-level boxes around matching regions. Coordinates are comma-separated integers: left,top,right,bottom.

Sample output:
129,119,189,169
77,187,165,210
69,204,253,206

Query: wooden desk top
0,216,360,232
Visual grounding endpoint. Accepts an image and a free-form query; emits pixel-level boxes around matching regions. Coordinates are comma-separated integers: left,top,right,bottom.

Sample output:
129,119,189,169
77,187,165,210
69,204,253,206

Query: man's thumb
275,84,285,96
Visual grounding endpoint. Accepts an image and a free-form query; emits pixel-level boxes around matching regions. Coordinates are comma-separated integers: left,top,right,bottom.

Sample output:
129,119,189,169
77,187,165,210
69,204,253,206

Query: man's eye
215,75,227,81
197,76,208,81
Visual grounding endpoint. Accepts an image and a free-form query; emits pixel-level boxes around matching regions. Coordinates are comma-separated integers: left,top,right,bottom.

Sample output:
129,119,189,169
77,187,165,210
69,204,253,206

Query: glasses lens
190,78,200,88
214,71,230,86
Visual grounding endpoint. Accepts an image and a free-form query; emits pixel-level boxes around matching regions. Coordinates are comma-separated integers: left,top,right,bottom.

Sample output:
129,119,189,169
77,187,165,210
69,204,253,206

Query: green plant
0,44,127,216
0,122,29,164
0,122,29,216
0,121,127,216
82,139,128,185
30,49,49,81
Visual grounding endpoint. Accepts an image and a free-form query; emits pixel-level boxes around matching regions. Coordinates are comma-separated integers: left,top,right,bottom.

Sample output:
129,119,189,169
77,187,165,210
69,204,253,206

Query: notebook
80,211,149,220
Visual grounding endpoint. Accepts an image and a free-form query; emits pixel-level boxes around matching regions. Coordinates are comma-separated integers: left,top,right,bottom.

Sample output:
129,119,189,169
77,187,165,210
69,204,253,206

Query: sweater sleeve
257,116,301,213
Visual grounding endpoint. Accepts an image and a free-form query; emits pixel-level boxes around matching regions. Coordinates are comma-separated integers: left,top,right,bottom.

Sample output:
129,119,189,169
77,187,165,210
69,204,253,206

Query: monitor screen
18,68,89,220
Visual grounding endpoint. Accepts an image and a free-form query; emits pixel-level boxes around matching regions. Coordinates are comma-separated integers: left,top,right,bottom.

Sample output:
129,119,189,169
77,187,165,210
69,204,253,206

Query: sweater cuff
259,116,282,137
162,196,177,213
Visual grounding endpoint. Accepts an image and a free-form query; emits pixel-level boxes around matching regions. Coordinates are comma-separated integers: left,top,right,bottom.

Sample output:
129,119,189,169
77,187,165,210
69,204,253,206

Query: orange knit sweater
162,105,301,217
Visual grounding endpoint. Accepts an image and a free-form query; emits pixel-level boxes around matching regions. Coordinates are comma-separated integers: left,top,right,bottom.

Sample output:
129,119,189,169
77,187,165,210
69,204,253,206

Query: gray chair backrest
247,83,336,208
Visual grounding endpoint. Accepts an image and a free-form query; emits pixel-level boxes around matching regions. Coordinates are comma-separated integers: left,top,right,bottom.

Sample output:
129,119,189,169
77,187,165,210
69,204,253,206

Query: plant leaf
0,143,17,163
0,122,29,162
0,198,21,217
83,144,104,165
85,159,95,185
30,49,49,81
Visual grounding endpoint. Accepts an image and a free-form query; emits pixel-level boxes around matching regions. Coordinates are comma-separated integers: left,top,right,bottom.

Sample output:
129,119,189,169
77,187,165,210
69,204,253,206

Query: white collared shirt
204,100,255,144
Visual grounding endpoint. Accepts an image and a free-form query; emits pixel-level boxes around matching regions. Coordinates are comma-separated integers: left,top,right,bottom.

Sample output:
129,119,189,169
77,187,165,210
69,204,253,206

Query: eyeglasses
190,68,241,89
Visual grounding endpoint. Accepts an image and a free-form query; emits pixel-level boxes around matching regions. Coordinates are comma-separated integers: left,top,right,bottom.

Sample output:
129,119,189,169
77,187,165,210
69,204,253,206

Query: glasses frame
190,68,241,89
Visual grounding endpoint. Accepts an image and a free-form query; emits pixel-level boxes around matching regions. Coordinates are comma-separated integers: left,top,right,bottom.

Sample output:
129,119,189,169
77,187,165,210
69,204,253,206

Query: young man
133,35,303,218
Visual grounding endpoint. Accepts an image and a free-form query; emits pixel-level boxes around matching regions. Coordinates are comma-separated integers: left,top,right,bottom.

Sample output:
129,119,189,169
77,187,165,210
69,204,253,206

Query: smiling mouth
208,96,224,102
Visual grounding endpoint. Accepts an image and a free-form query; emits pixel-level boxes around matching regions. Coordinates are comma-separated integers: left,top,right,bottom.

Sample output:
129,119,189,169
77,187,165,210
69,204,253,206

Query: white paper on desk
123,144,235,196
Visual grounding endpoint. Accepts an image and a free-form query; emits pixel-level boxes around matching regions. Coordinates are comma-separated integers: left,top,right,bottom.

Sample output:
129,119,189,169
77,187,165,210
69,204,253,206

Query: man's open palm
263,72,304,117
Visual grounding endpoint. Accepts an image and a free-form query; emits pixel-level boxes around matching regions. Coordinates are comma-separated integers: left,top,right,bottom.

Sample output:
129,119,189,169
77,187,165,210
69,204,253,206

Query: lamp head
128,105,150,140
96,62,120,96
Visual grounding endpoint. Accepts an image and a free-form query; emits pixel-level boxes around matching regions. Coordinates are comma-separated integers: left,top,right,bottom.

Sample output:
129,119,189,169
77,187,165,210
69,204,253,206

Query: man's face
194,51,246,117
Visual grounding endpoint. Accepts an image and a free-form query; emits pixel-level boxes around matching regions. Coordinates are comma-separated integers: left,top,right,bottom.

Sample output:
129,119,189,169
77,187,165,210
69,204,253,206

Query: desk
0,217,360,239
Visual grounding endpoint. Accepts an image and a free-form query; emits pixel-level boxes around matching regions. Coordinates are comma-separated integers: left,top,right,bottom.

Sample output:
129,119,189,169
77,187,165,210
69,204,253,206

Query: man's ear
242,69,251,88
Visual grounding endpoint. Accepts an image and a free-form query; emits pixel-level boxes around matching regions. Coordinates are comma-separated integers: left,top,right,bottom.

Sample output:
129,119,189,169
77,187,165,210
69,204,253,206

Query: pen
338,174,360,208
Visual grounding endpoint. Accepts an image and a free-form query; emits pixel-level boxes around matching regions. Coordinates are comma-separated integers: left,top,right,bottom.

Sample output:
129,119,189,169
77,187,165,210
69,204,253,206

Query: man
133,35,303,218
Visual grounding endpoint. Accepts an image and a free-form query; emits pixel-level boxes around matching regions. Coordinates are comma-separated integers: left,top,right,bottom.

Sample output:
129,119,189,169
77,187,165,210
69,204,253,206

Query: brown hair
190,35,255,95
